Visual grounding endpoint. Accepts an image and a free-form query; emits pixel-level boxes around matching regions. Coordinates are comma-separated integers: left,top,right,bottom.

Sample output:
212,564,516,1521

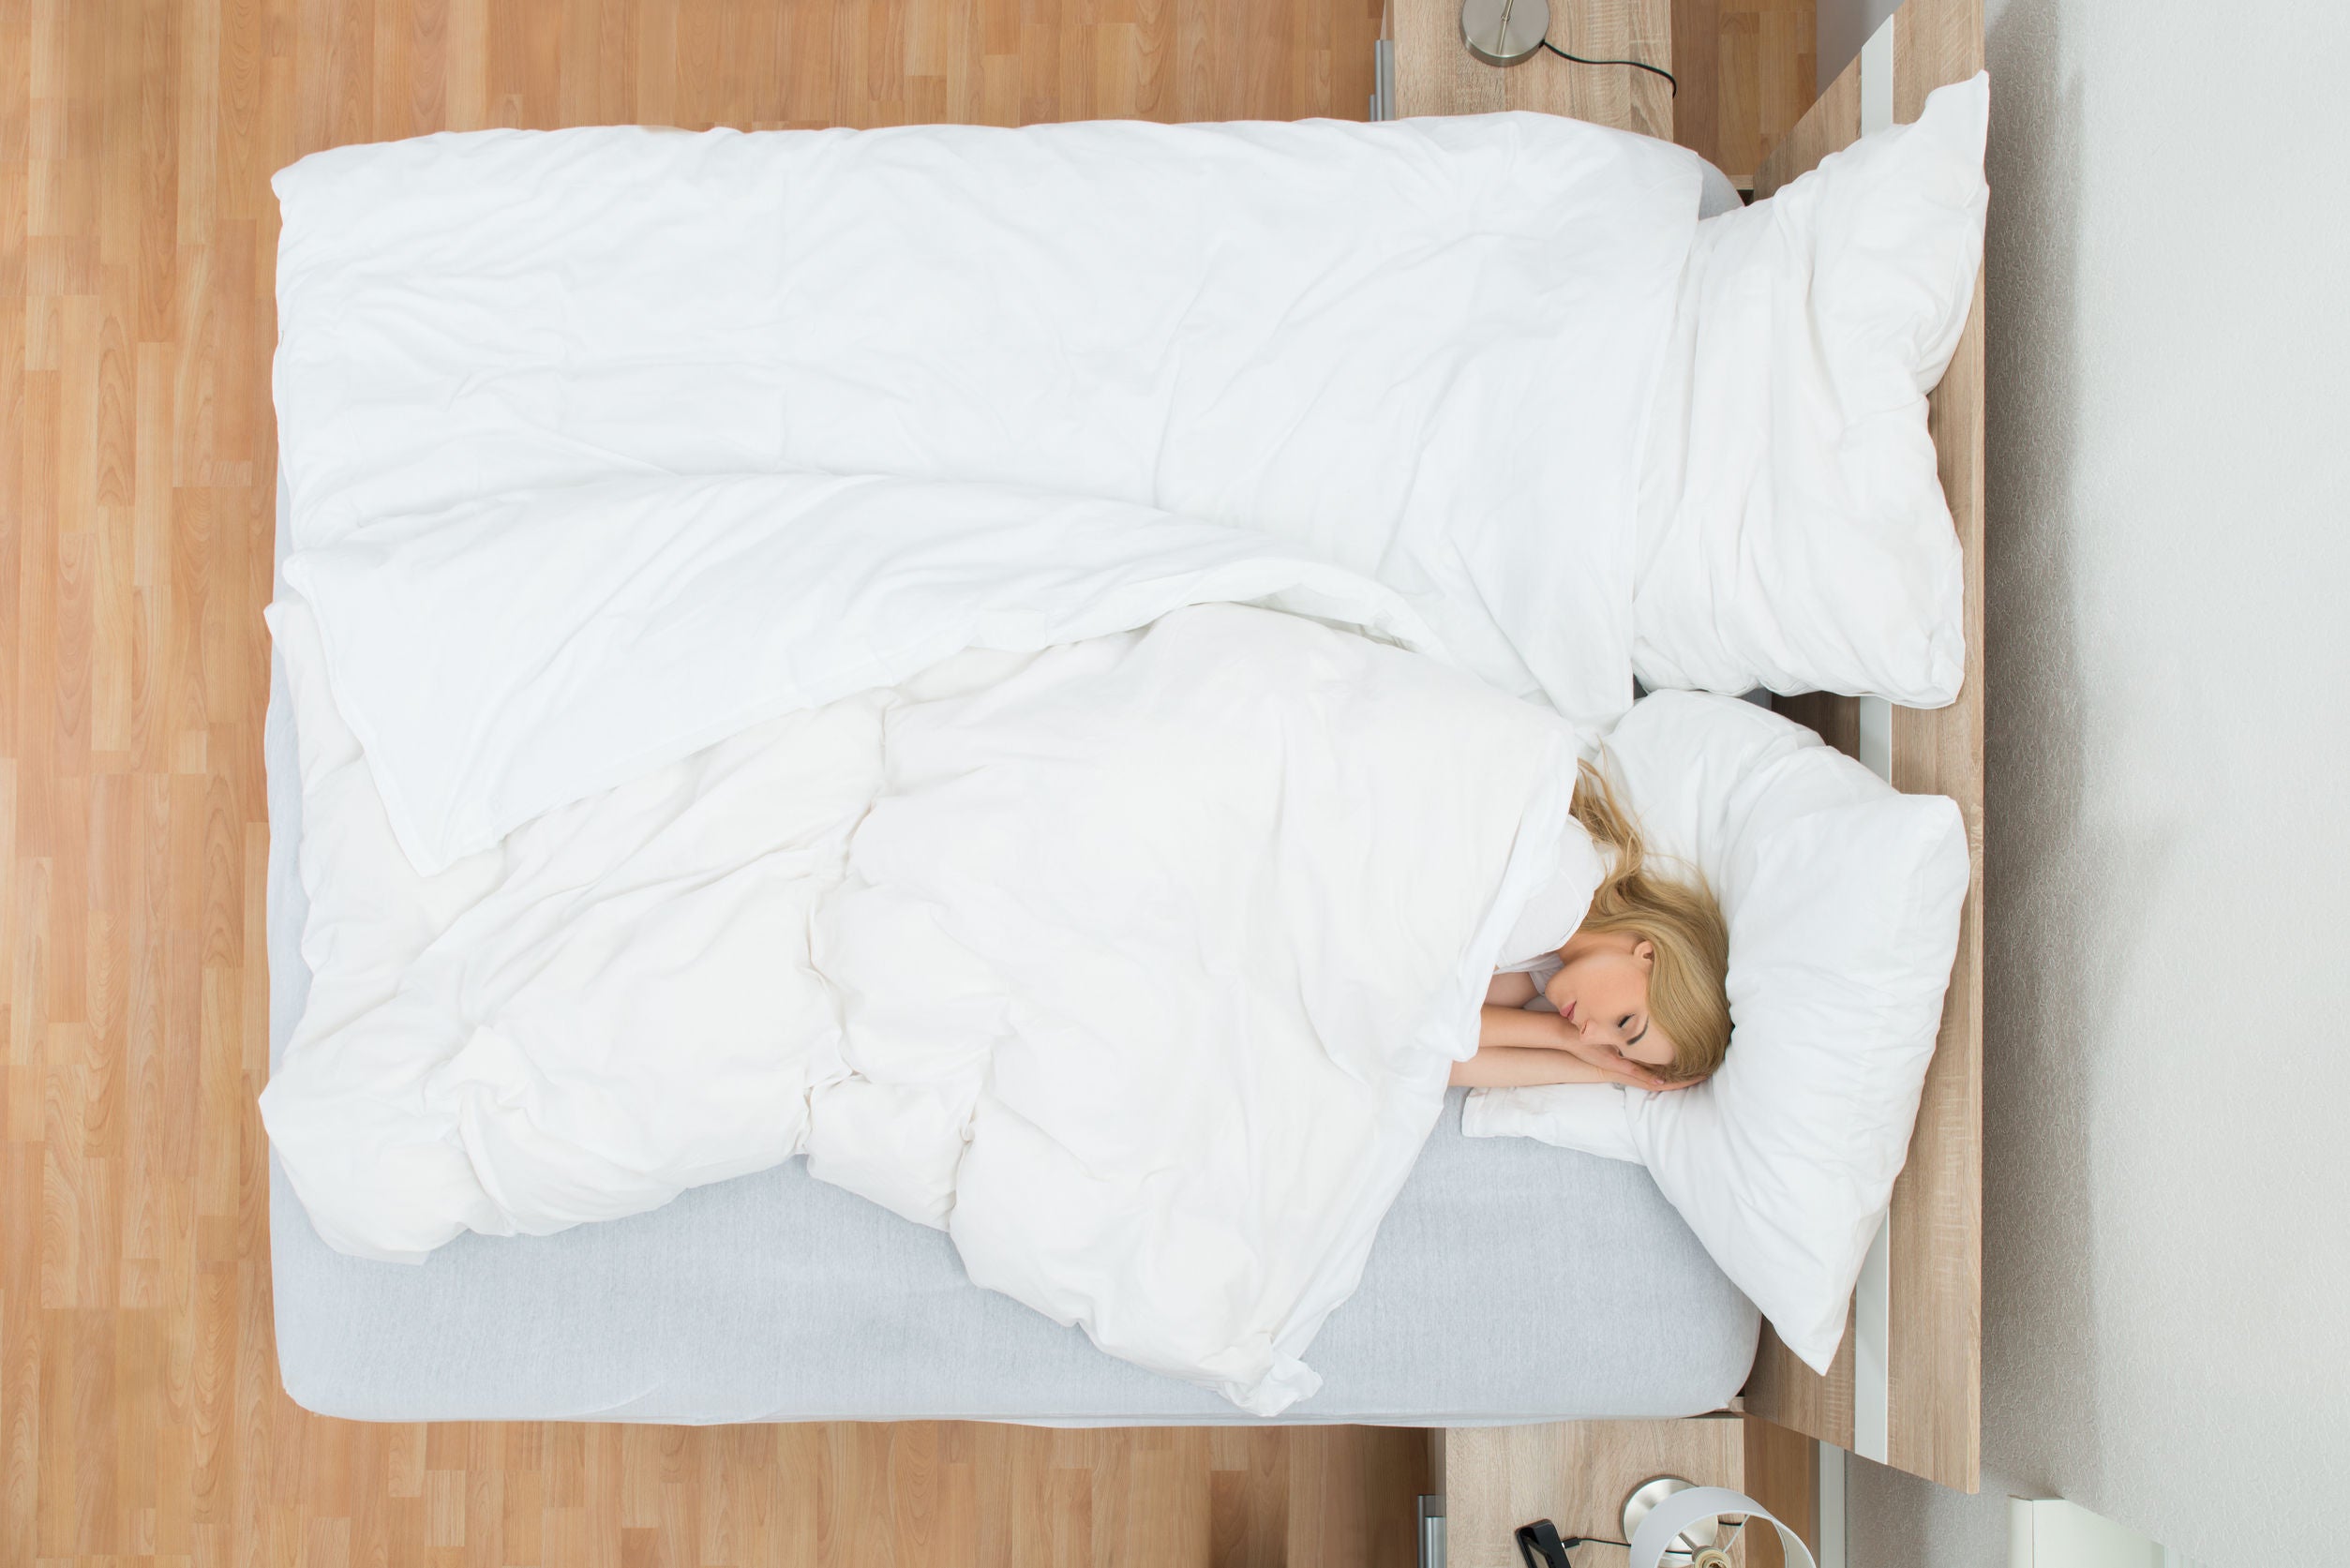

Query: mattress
262,484,1759,1425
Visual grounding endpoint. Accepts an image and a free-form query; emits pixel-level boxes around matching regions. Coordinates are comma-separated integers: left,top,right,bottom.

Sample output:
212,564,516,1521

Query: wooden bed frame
1747,0,1987,1496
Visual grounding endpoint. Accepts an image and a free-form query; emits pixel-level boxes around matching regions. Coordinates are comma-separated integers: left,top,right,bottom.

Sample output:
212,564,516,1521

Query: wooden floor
0,2,1808,1563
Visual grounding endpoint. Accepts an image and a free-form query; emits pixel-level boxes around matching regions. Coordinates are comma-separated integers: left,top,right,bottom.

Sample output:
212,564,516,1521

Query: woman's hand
1597,1058,1694,1093
1560,1049,1690,1093
1556,1035,1684,1093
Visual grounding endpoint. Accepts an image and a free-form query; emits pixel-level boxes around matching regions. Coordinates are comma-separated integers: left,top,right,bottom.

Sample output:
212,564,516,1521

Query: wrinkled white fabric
258,112,1721,1413
282,472,1444,875
261,478,1592,1414
1495,822,1608,970
270,112,1699,731
1634,74,1989,705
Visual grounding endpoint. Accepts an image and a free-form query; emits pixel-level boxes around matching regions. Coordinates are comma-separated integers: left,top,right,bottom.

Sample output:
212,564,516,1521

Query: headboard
1743,0,1987,1496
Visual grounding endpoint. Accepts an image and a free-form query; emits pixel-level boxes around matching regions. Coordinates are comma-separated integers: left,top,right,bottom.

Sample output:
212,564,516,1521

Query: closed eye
1624,1019,1649,1048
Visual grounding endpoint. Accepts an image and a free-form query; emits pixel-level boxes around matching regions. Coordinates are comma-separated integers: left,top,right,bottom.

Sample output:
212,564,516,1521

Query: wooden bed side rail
1743,0,1986,1495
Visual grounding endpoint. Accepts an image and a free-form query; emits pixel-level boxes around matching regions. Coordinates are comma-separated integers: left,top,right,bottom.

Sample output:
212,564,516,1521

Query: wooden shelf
1388,0,1675,138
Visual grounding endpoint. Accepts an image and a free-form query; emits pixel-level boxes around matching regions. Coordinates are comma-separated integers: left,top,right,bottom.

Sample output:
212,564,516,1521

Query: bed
261,468,1762,1424
259,41,1983,1469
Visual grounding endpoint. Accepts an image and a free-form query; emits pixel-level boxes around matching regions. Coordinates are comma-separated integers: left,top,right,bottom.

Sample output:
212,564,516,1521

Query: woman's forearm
1477,1003,1573,1053
1449,1046,1613,1088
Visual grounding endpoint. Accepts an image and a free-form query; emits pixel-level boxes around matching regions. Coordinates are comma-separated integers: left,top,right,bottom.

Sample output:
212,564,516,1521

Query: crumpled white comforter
260,111,1691,1412
262,473,1587,1413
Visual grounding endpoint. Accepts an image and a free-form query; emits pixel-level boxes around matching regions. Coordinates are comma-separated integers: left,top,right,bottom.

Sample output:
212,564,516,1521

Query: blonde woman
1452,761,1731,1094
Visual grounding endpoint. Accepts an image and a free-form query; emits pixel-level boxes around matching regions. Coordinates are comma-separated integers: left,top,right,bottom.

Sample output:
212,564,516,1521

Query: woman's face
1545,935,1677,1073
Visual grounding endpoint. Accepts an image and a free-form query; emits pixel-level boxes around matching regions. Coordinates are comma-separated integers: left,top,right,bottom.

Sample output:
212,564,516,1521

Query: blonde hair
1568,757,1732,1083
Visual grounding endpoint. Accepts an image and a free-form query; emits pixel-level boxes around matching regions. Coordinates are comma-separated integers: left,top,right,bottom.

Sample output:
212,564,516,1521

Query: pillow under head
1633,73,1988,708
1462,690,1970,1373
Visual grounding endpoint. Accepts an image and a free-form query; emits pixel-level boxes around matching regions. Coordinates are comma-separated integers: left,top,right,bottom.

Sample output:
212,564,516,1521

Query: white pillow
1632,73,1988,708
1460,691,1969,1373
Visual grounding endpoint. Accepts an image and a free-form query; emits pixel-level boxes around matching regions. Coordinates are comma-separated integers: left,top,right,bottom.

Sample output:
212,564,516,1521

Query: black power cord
1539,35,1679,96
1516,1519,1636,1567
1516,1508,1752,1565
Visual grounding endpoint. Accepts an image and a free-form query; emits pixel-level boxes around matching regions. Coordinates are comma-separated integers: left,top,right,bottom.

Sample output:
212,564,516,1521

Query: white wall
1852,2,2350,1563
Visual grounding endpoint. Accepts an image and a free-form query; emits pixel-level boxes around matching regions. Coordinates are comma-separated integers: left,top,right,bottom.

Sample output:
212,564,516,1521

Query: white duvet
271,112,1703,729
264,475,1590,1413
264,112,1708,1411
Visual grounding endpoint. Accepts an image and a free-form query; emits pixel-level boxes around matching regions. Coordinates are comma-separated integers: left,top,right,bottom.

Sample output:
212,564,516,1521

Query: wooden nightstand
1428,1417,1750,1567
1384,0,1673,139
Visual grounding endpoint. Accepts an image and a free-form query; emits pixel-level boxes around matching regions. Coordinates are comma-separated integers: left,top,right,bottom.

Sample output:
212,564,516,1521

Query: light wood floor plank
2,0,1810,1557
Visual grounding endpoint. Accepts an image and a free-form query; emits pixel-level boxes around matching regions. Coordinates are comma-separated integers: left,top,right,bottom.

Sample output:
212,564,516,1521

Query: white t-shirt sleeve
1495,817,1605,973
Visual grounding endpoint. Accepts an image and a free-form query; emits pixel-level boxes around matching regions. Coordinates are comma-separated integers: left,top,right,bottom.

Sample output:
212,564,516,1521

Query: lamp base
1621,1476,1722,1566
1459,0,1550,66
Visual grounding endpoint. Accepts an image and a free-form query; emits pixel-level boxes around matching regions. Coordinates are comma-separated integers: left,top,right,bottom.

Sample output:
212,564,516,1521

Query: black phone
1515,1518,1583,1568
